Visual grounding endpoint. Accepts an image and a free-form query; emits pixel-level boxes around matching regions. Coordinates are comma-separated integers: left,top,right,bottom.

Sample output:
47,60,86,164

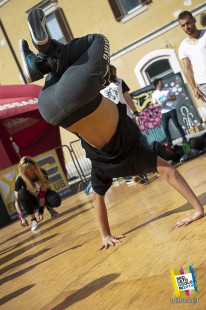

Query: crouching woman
15,156,61,231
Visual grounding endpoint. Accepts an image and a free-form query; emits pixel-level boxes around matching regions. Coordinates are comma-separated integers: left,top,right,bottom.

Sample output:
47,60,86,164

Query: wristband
38,206,44,215
39,190,47,198
18,213,24,219
133,111,139,117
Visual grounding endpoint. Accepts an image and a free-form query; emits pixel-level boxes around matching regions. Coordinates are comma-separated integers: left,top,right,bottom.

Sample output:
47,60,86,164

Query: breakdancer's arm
156,156,204,227
93,190,125,250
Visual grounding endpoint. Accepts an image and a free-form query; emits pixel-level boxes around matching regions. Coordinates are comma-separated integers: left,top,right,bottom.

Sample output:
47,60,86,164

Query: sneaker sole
18,39,32,83
27,8,48,45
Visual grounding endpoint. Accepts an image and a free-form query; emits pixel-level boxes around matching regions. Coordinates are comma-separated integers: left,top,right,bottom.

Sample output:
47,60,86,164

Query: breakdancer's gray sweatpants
38,34,110,127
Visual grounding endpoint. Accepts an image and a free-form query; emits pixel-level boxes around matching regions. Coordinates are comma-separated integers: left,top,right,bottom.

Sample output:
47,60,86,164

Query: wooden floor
1,154,206,310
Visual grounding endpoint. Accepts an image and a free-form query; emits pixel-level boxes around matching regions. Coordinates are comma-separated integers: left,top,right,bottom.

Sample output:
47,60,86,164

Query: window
46,13,65,43
26,1,73,43
45,8,73,43
145,59,173,83
119,0,141,14
108,0,152,22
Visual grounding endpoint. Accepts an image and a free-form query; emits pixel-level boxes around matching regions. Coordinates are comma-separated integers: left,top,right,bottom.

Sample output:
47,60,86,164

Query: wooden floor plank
0,154,205,309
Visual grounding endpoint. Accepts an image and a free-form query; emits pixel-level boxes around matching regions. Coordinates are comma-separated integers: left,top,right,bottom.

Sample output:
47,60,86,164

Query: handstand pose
19,9,204,248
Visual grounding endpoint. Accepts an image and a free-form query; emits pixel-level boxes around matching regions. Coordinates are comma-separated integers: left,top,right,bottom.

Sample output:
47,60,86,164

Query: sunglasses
22,158,34,165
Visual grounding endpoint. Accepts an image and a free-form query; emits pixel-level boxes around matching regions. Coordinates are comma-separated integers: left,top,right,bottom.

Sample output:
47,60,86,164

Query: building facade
1,0,206,144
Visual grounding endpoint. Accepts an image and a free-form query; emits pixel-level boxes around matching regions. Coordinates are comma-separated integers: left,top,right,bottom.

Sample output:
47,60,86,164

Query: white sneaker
31,220,39,231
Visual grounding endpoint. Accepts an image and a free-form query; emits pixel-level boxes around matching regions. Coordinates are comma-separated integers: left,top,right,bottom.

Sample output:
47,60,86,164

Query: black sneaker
19,39,44,83
125,176,133,184
47,207,59,218
27,8,52,54
133,174,148,184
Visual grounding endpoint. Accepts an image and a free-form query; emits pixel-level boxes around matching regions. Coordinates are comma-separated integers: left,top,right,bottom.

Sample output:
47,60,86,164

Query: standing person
101,65,141,126
152,78,187,146
19,9,204,248
178,11,206,107
15,156,61,231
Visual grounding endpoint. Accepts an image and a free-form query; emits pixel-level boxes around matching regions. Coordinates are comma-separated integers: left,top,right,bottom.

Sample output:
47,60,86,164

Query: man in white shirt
178,11,206,107
152,79,187,146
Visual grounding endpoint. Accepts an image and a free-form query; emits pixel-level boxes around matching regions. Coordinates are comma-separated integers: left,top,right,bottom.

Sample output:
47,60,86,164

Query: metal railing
56,140,92,194
70,139,92,181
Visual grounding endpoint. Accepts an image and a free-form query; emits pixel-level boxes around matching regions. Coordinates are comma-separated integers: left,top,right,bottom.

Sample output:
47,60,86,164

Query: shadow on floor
0,244,84,286
0,284,35,306
49,273,120,310
124,192,206,235
0,200,93,246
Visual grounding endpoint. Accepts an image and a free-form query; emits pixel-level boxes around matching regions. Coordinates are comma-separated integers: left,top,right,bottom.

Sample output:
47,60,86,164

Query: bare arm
38,182,48,222
153,101,164,108
15,191,28,226
153,94,176,108
182,57,203,99
123,91,142,126
93,190,125,250
15,191,22,214
165,94,176,101
37,170,49,222
156,156,204,227
39,183,47,207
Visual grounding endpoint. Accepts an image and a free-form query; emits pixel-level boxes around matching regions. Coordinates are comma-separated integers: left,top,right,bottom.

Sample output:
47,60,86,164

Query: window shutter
107,0,124,21
53,8,73,43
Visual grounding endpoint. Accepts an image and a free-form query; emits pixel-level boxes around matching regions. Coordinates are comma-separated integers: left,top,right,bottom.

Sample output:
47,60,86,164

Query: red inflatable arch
0,84,66,176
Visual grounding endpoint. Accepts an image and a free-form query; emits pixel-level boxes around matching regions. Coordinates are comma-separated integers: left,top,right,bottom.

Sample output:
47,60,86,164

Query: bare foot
173,211,204,228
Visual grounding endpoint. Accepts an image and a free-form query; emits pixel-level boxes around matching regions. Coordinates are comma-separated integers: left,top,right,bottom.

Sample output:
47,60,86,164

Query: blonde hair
18,156,48,193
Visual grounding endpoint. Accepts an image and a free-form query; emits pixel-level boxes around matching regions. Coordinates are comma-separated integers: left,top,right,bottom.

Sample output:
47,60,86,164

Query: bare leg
156,156,204,227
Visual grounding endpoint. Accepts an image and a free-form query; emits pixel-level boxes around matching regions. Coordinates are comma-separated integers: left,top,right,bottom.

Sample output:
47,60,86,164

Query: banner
34,150,70,197
0,149,70,219
0,165,19,218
